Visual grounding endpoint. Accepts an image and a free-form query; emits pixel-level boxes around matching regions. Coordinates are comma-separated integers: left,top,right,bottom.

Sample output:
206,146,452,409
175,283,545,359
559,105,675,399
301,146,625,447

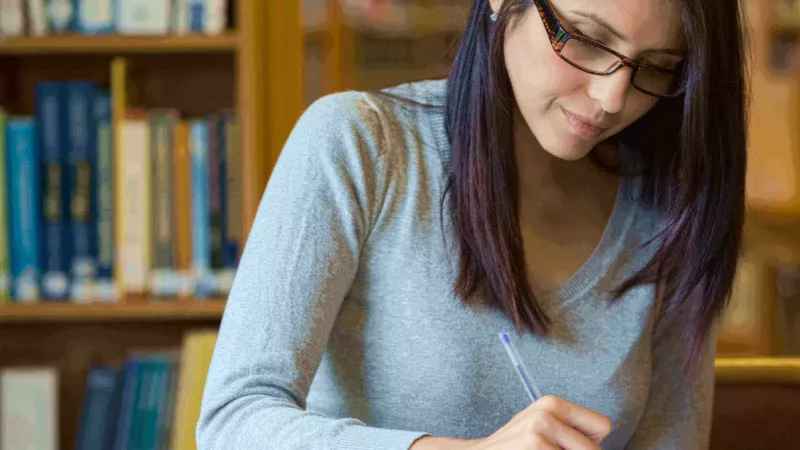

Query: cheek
504,18,586,110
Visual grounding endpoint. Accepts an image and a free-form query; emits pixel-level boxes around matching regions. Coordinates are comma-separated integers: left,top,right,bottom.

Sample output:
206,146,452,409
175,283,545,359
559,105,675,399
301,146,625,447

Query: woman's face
493,0,686,161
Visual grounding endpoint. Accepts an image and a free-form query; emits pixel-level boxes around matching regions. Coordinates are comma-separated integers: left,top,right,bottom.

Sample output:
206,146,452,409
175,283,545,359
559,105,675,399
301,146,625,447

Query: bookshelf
0,34,240,54
0,1,304,448
0,300,226,323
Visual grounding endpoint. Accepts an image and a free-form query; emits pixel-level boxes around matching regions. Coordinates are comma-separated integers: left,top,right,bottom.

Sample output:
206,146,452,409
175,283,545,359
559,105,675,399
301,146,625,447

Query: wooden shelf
715,357,800,383
0,299,226,322
0,33,240,55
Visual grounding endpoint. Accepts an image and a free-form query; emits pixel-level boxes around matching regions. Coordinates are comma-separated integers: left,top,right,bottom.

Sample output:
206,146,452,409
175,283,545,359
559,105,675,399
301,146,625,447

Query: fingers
532,395,613,444
529,409,601,450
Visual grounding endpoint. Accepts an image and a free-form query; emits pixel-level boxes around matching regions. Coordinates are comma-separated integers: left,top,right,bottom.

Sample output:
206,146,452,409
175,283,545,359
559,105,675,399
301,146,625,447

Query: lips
562,108,607,139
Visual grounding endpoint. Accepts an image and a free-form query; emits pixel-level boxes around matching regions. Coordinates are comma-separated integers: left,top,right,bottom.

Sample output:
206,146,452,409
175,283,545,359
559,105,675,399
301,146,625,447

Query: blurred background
0,0,798,448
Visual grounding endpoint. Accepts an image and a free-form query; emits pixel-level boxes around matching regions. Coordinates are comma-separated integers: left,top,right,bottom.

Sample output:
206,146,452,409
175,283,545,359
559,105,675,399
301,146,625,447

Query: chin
542,136,595,161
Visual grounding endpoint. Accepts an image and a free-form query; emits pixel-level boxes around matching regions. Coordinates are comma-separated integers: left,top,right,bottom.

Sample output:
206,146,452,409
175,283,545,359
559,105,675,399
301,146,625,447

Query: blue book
188,0,206,32
112,359,142,450
6,118,42,302
191,120,214,298
36,81,71,301
94,91,115,300
64,81,98,301
75,366,119,450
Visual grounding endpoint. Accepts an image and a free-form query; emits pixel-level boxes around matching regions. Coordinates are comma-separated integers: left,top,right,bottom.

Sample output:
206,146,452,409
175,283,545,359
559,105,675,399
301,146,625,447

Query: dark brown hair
444,0,749,375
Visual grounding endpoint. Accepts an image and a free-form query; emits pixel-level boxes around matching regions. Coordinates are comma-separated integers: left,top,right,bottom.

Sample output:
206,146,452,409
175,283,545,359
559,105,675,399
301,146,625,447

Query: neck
512,107,619,225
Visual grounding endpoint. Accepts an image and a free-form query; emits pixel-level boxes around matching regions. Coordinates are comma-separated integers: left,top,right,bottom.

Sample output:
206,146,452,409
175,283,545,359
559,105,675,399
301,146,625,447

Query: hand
470,395,612,450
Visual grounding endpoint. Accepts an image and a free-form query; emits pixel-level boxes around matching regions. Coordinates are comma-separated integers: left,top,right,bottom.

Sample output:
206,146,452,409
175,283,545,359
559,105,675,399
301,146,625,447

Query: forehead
552,0,685,48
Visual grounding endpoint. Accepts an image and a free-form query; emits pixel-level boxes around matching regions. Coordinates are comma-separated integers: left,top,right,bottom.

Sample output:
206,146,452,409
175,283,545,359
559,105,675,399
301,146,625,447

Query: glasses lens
561,38,620,73
634,65,684,96
560,38,683,96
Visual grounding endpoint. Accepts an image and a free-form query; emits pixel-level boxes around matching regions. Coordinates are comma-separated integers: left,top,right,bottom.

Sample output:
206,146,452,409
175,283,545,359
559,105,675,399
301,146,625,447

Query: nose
587,65,634,114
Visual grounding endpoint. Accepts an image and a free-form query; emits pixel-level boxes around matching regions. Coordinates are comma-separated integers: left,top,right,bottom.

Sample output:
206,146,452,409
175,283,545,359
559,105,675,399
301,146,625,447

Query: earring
490,12,498,22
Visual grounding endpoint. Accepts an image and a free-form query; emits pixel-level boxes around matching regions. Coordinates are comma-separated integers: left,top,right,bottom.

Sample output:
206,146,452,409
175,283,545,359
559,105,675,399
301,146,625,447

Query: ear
489,0,504,14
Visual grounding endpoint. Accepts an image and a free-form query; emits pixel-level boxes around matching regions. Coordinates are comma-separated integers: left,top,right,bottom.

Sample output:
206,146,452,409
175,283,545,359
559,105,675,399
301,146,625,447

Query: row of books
0,329,217,450
0,0,229,37
0,78,241,304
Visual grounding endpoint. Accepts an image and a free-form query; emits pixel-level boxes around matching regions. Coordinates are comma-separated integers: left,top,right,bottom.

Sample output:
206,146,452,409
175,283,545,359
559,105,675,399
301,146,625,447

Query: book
190,119,214,298
173,121,194,297
219,110,240,293
65,81,99,302
76,0,115,34
94,90,117,301
170,330,218,450
47,0,77,33
6,117,41,302
116,0,170,35
117,109,151,296
36,81,70,301
74,366,119,450
0,108,9,303
149,109,179,297
0,0,26,36
26,0,49,35
0,367,58,450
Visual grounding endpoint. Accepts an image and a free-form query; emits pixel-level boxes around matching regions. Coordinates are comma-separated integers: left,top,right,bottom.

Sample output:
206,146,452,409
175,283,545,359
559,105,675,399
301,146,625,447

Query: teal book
0,109,9,302
6,117,42,302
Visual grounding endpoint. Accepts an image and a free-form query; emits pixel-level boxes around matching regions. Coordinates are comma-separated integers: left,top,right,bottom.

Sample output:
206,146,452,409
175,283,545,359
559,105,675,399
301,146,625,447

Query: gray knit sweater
196,79,717,450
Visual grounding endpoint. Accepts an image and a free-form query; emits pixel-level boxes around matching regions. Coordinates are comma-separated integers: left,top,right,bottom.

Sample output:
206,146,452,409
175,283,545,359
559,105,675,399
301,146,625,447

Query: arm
195,93,430,450
626,301,718,449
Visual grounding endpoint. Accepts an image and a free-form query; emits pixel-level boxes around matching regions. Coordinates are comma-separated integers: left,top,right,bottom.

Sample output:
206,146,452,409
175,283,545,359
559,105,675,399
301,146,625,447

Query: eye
573,28,602,43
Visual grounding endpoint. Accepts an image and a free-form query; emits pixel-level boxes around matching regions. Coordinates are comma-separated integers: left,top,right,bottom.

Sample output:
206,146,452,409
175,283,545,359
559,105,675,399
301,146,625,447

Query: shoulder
285,79,449,168
297,79,446,136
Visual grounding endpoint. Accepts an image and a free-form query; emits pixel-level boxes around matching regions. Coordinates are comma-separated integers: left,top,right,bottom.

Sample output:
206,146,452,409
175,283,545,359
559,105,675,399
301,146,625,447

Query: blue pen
499,330,543,403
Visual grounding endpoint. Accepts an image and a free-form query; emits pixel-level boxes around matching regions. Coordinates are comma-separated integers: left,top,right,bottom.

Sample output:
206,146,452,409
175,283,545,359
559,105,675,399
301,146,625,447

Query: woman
197,0,747,448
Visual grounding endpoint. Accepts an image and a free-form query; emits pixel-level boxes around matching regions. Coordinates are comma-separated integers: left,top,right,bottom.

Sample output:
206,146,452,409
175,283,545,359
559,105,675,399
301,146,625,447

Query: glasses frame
533,0,686,98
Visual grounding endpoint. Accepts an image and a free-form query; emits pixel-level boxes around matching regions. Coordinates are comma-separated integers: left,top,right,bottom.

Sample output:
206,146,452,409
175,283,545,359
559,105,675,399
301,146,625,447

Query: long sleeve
195,93,430,450
625,301,719,450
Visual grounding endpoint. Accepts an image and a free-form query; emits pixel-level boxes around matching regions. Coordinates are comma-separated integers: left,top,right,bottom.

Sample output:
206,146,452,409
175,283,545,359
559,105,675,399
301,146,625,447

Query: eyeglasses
533,0,686,98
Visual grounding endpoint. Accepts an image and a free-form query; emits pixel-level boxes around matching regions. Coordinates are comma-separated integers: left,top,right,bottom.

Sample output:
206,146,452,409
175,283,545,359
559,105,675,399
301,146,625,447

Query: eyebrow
571,10,685,56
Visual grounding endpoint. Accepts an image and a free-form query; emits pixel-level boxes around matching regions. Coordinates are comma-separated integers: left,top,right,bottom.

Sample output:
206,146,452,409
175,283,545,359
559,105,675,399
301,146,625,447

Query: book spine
0,367,58,450
187,0,204,32
173,121,193,297
46,0,77,33
0,109,9,303
6,118,41,303
190,120,212,298
76,0,115,34
118,111,151,295
208,114,223,278
65,81,98,302
26,0,49,35
149,110,178,297
116,0,171,35
36,81,70,301
0,0,26,36
94,91,116,301
112,360,141,450
156,359,178,450
74,366,118,450
218,111,240,294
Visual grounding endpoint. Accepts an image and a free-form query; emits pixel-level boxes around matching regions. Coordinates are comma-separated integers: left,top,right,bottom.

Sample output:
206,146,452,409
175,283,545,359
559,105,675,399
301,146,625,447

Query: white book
26,0,48,36
0,367,58,450
0,0,25,37
78,0,115,34
116,0,171,35
118,113,152,294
